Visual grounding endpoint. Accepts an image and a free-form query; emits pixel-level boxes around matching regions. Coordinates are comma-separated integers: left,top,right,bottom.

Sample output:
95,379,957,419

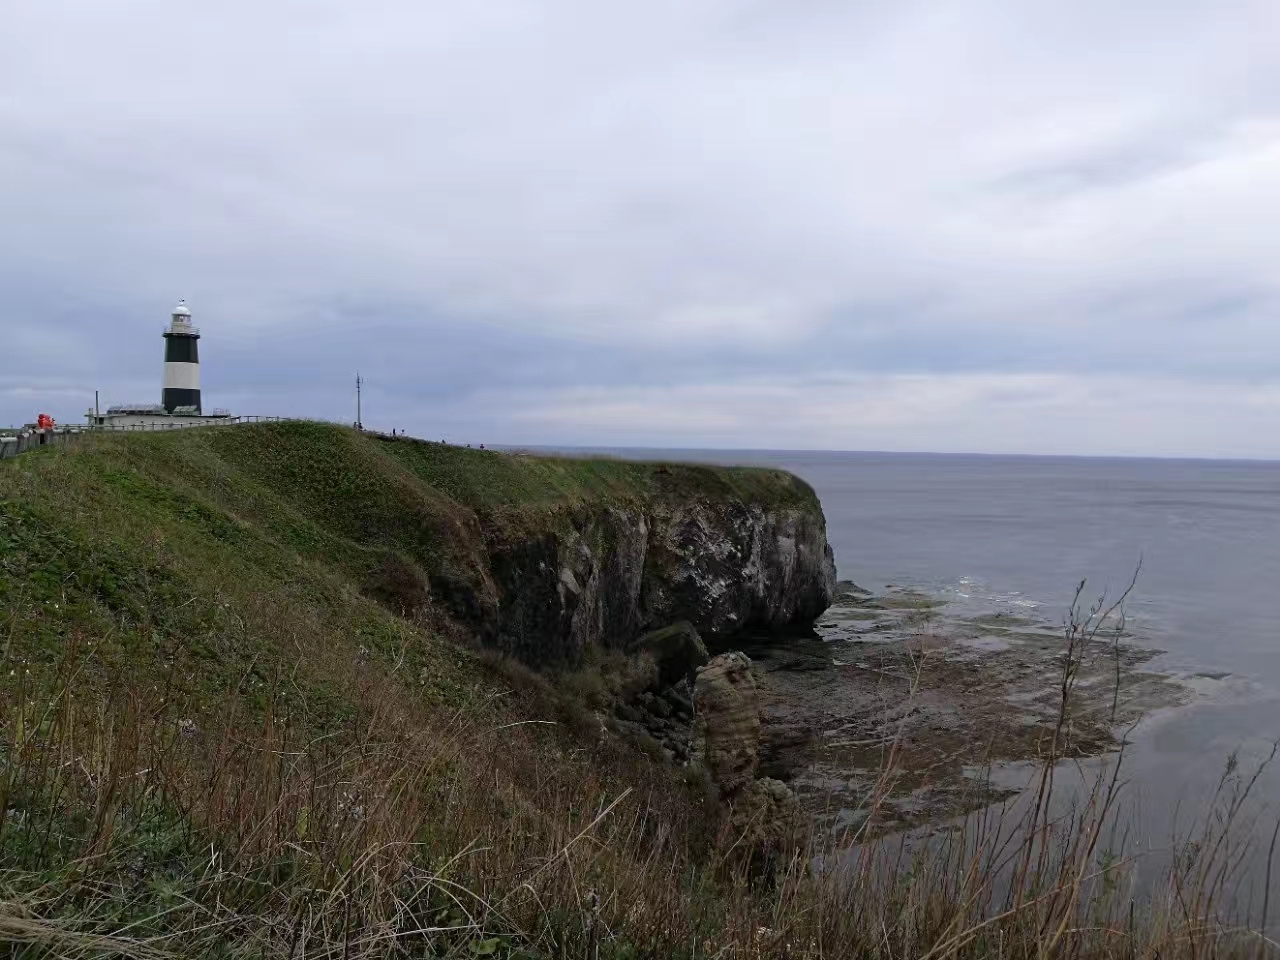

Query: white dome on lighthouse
172,300,192,318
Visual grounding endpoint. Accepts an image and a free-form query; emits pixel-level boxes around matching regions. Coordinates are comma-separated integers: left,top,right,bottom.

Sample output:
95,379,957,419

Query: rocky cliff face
470,488,837,667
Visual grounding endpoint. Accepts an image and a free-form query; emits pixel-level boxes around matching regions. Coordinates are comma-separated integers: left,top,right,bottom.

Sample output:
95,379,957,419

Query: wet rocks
750,584,1192,835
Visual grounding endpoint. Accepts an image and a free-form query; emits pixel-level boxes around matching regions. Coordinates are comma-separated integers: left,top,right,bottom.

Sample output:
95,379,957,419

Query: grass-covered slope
0,424,1264,959
0,422,818,708
0,423,825,957
2,424,468,719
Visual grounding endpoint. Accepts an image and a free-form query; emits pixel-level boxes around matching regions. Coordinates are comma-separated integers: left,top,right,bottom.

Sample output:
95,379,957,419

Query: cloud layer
4,0,1280,455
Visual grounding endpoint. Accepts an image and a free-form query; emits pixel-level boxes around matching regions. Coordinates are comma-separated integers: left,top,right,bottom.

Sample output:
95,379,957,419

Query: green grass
0,423,826,957
377,432,816,514
0,423,1271,959
0,420,819,709
1,426,467,720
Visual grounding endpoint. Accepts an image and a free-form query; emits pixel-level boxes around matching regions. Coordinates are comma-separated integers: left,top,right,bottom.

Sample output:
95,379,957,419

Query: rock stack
693,652,762,796
605,630,800,871
694,652,798,875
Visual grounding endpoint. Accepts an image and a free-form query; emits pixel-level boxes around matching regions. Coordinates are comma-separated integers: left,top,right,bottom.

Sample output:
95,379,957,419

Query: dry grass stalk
0,575,1277,958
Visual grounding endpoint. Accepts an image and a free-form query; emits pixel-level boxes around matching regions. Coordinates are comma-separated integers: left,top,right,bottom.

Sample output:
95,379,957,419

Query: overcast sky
3,1,1280,456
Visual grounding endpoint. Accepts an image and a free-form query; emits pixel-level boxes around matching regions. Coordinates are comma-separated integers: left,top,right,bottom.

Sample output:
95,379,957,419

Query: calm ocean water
562,446,1280,907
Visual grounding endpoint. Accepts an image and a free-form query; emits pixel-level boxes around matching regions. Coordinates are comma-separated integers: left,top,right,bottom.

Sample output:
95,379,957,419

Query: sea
557,447,1280,921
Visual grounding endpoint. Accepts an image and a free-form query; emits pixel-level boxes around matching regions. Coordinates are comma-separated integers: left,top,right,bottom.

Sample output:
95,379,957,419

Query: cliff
375,433,837,665
0,420,835,955
468,473,835,665
0,422,835,685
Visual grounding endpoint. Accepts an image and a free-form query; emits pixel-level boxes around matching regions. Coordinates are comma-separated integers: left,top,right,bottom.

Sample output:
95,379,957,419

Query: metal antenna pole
356,373,362,430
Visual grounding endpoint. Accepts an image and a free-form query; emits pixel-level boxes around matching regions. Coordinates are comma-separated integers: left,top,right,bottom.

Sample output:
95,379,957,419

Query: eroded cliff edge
29,421,836,674
375,439,838,667
482,495,836,665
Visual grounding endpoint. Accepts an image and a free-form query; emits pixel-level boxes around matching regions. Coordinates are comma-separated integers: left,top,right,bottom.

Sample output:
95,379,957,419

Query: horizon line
503,442,1280,466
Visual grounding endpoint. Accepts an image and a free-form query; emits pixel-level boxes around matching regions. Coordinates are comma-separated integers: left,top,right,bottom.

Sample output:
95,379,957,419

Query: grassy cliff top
0,420,835,957
0,421,818,711
0,423,1249,958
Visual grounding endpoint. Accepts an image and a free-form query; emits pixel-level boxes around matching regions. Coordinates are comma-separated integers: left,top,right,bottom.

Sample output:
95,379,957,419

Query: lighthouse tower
161,300,201,414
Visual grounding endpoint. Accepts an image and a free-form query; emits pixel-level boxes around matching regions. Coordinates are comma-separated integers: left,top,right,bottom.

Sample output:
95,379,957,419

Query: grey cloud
2,0,1280,451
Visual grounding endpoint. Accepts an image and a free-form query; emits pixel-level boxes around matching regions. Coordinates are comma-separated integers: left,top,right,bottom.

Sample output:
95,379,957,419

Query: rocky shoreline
759,581,1191,832
609,580,1192,838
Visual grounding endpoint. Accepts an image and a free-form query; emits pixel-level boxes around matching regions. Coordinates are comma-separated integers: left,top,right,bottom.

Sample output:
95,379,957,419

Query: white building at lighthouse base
85,404,236,430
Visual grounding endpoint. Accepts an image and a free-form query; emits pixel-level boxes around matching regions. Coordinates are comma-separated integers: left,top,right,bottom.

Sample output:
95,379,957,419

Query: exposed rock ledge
464,486,838,667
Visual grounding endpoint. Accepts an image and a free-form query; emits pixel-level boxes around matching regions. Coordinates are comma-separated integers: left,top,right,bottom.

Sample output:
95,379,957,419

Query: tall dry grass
0,581,1277,958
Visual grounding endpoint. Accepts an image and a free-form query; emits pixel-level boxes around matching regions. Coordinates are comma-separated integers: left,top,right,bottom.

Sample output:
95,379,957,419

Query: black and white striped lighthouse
161,300,201,414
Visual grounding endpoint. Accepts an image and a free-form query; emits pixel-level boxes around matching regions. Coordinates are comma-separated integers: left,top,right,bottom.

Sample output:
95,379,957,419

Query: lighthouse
85,300,234,429
162,300,201,414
